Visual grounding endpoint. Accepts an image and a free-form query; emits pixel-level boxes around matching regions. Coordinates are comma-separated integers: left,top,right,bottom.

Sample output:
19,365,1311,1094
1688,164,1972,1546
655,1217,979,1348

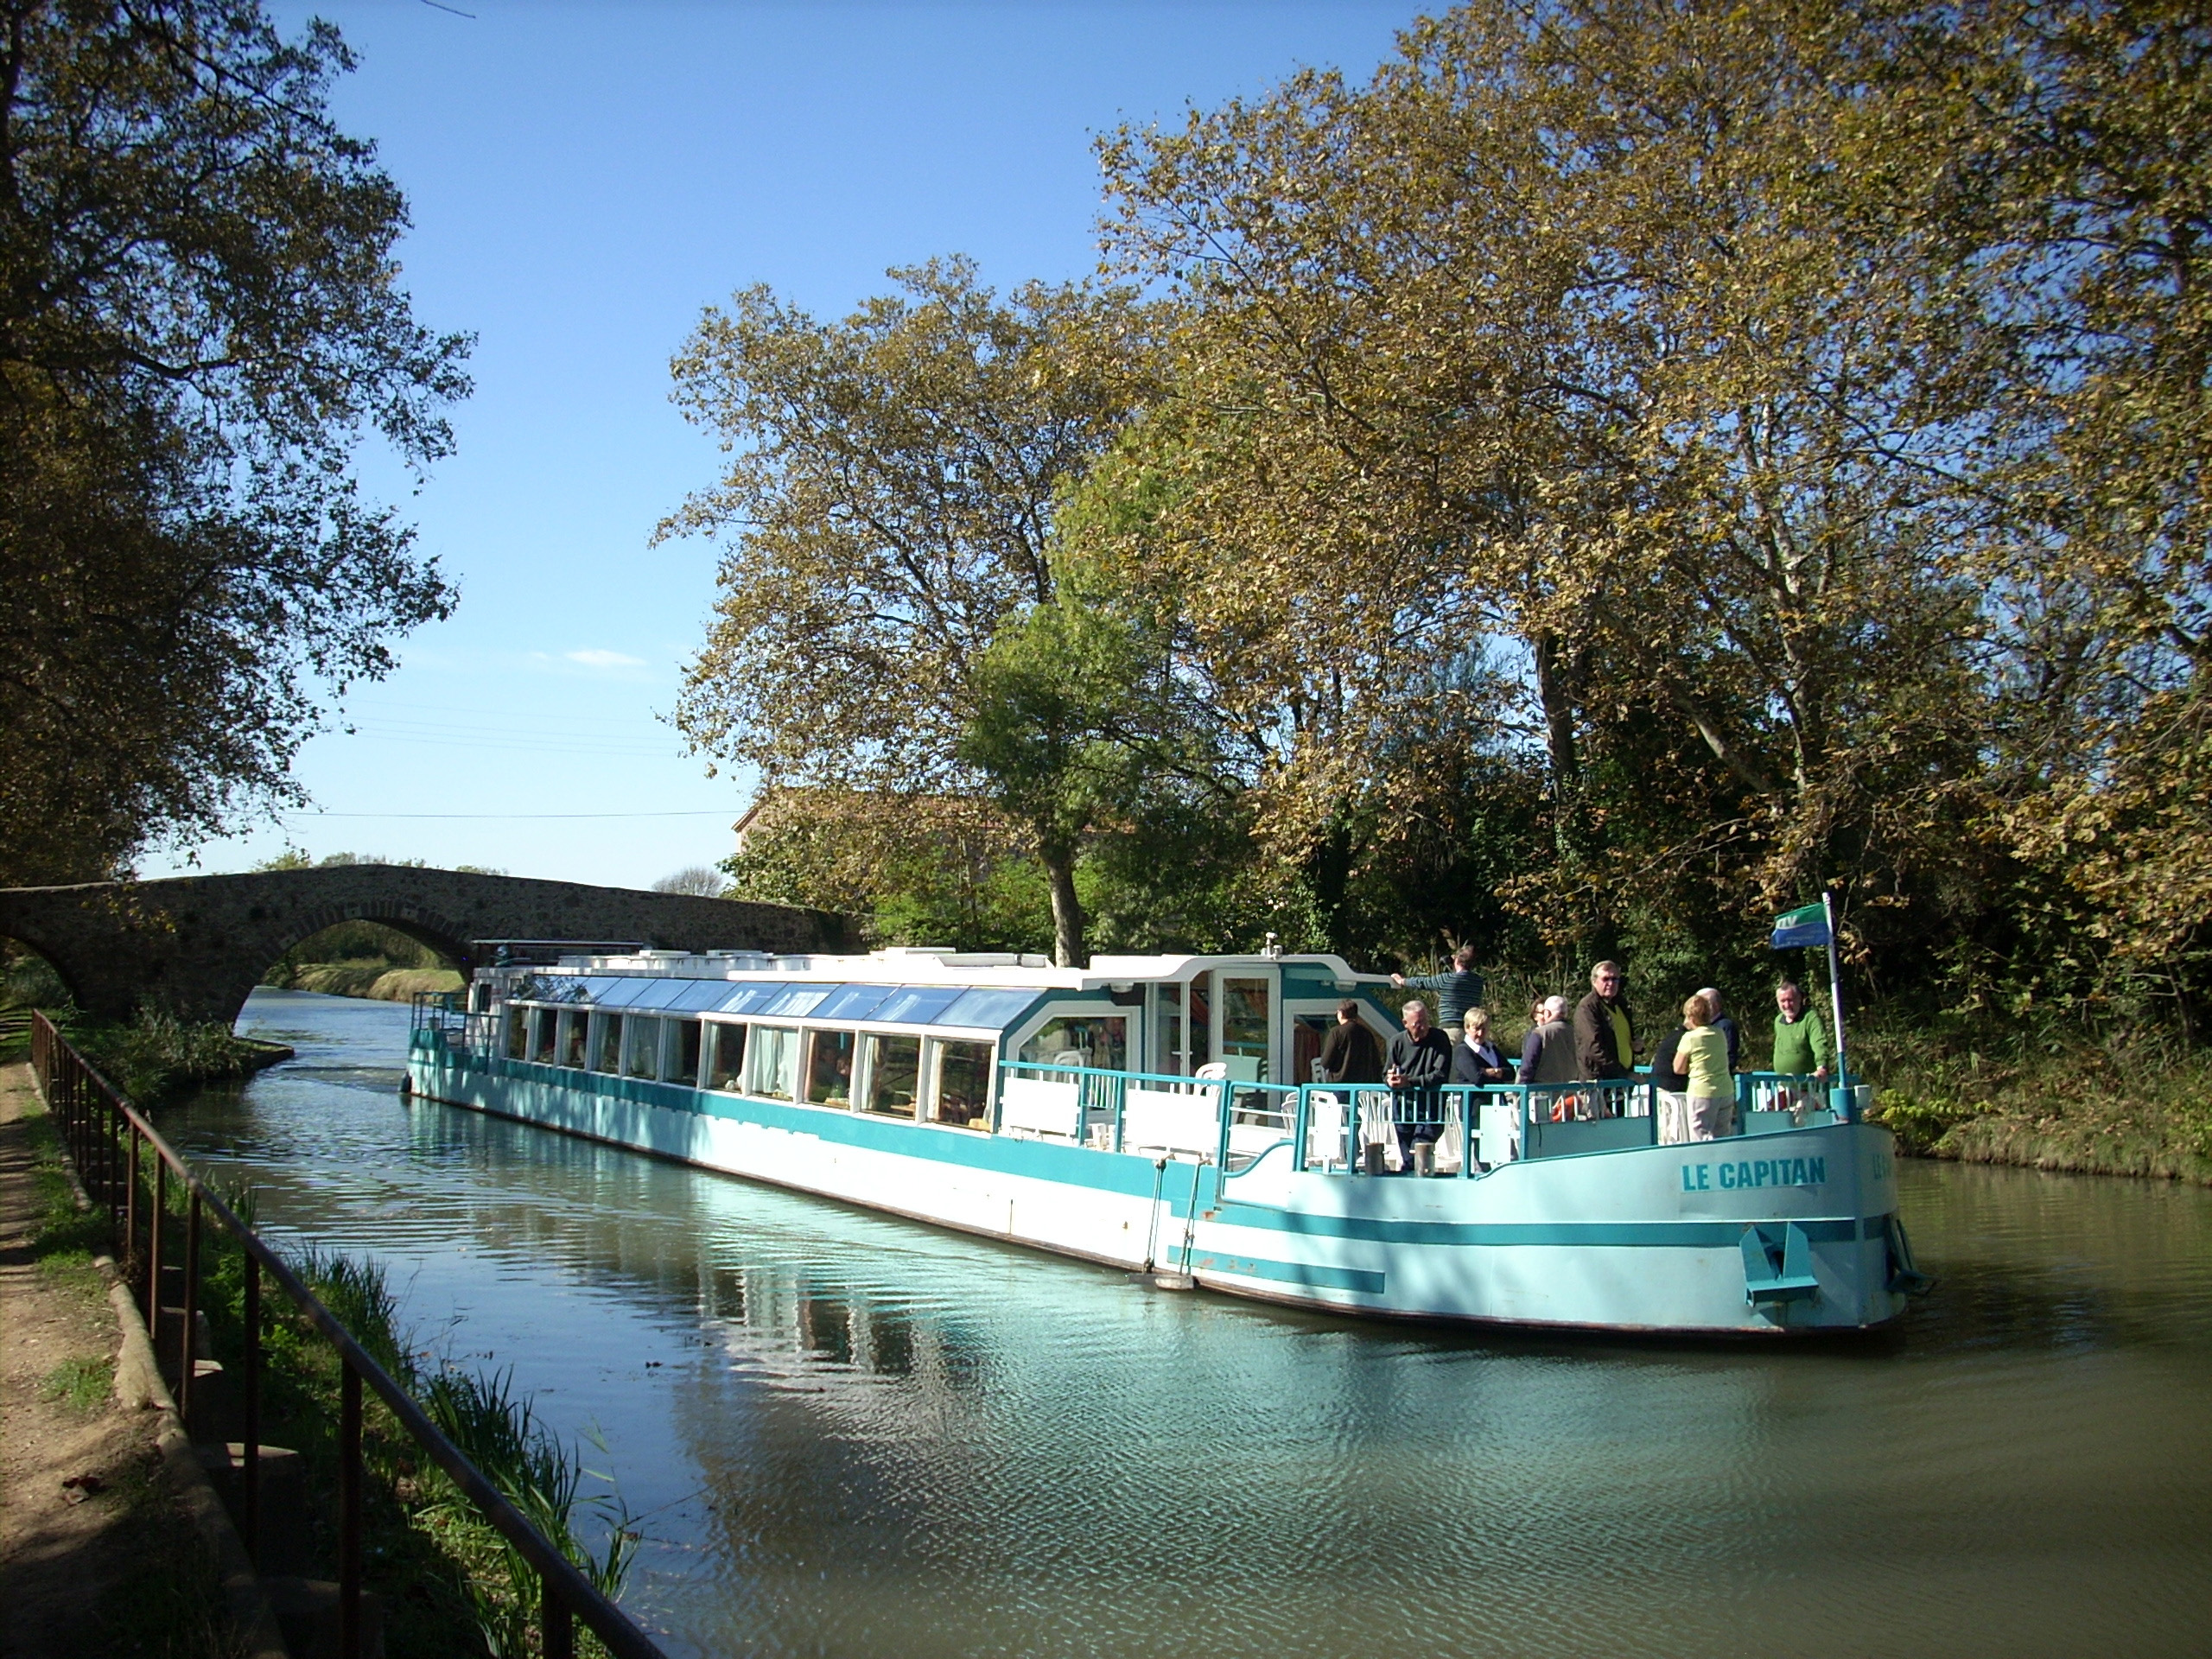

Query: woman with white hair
1518,995,1577,1086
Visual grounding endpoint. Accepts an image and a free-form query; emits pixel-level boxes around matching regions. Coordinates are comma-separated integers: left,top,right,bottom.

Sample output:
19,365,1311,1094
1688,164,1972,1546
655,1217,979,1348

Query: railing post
180,1191,201,1418
147,1158,166,1326
543,1578,575,1659
124,1130,141,1276
105,1092,122,1219
340,1361,363,1659
242,1253,262,1563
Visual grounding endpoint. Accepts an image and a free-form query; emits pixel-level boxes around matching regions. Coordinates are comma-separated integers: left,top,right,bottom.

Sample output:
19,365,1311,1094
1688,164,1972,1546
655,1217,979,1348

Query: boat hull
408,1038,1910,1336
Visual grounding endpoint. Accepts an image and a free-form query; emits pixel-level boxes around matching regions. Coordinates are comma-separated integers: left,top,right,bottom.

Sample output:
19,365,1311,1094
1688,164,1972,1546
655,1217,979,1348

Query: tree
650,865,729,899
0,0,470,884
664,257,1159,963
1095,0,2017,975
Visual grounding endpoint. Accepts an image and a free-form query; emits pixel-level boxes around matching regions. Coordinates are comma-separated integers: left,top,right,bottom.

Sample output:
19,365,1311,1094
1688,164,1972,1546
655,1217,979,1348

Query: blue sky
152,0,1415,888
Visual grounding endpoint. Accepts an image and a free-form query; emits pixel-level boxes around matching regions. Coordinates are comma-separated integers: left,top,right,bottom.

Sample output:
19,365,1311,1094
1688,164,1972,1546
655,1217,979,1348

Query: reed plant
71,1006,273,1100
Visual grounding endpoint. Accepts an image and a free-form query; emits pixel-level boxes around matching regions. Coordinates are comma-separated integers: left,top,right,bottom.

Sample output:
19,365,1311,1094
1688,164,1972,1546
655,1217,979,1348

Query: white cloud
564,648,648,669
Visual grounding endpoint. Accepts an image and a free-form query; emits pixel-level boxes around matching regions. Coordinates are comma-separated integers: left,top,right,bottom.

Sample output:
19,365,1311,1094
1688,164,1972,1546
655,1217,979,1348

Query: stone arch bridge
0,866,855,1026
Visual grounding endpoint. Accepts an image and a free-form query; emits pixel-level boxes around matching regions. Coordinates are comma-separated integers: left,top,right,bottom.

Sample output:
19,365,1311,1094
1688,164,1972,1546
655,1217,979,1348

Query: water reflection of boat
409,947,1916,1335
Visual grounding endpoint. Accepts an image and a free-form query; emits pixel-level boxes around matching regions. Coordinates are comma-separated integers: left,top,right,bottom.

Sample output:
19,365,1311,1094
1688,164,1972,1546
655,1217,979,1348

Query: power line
280,809,734,822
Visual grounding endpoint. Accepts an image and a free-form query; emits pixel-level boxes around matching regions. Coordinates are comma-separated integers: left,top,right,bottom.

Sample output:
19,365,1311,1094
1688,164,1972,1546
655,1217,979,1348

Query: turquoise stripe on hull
1213,1204,1861,1250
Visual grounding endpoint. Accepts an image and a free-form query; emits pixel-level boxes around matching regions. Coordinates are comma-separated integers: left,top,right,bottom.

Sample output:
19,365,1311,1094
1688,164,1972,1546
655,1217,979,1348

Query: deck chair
1306,1091,1347,1170
1433,1113,1466,1175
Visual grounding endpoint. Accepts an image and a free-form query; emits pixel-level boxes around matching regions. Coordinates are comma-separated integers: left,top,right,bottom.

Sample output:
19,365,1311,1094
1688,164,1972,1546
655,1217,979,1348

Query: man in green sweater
1772,981,1832,1080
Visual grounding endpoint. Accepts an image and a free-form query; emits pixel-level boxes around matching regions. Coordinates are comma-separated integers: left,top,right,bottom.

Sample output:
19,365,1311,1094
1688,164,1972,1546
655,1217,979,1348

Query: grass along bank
1855,1021,2212,1185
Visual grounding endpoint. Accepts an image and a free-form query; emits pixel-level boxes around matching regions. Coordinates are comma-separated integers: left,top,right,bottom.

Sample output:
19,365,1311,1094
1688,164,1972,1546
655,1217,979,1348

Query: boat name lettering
1680,1156,1825,1192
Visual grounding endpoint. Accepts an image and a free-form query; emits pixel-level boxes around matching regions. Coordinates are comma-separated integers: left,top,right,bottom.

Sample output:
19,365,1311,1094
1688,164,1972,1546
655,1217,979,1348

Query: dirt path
0,1063,229,1658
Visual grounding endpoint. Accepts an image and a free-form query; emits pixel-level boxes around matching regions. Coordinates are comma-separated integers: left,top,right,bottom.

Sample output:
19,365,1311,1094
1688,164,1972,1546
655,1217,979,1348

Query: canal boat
406,946,1920,1335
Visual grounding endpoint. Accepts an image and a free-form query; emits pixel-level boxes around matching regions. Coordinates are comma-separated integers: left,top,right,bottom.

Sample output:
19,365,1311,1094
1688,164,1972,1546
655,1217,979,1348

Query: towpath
0,1061,226,1656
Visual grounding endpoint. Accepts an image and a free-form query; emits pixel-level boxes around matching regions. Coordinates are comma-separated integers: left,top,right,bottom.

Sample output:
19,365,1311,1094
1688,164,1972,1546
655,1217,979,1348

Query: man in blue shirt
1391,944,1485,1031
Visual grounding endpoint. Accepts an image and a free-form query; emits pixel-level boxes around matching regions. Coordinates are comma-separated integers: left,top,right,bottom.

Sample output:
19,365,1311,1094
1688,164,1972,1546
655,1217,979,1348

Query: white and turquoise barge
406,947,1919,1336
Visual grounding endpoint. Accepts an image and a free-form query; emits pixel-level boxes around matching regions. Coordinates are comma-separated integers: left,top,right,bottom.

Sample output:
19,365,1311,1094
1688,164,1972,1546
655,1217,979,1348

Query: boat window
561,1011,587,1069
868,986,964,1026
536,976,595,1006
936,988,1037,1031
748,1026,800,1099
595,1014,622,1073
669,979,742,1013
1187,973,1213,1071
620,979,696,1013
505,1007,528,1060
760,985,832,1018
862,1033,921,1118
716,982,790,1015
705,1022,746,1091
804,1029,858,1106
1019,1016,1126,1072
1221,976,1270,1083
1152,983,1184,1075
932,1039,994,1128
622,1015,663,1079
589,977,659,1010
531,1007,557,1065
1292,1014,1330,1086
815,984,893,1022
673,1018,702,1087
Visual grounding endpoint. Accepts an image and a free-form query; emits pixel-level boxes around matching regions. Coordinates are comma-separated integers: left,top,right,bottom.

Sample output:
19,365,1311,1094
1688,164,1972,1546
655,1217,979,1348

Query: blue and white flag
1770,901,1831,950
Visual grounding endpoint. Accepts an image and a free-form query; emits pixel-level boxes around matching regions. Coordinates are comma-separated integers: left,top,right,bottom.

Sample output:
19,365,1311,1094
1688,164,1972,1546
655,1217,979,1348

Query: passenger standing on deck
1452,1007,1513,1084
1672,993,1735,1140
1519,995,1578,1087
1391,945,1485,1033
1318,1000,1385,1084
1386,999,1454,1170
1773,981,1831,1075
1573,962,1636,1081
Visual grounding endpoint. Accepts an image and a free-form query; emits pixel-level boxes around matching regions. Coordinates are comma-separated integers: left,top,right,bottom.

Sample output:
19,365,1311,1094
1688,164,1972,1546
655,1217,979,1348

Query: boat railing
995,1065,1680,1176
410,991,497,1059
1734,1070,1859,1129
1286,1082,1653,1175
996,1060,1230,1160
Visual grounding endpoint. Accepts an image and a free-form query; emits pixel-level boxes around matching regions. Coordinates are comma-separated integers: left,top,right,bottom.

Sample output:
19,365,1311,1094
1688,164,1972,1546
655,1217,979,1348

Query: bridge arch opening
0,935,79,1015
257,917,467,1006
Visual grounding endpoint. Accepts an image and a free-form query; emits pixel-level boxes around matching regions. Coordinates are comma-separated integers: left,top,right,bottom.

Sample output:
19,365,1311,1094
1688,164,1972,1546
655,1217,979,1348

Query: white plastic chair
1307,1090,1347,1170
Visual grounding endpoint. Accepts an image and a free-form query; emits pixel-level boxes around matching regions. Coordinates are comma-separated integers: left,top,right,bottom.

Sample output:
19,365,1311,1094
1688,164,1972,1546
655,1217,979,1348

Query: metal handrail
30,1012,665,1659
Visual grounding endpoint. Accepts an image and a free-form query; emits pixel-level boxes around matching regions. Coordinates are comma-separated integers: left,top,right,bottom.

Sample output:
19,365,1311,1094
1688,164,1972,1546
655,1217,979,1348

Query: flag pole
1822,891,1850,1117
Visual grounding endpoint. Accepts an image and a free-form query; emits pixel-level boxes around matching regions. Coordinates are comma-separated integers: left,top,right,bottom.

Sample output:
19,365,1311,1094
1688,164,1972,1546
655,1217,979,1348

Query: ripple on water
148,988,2212,1659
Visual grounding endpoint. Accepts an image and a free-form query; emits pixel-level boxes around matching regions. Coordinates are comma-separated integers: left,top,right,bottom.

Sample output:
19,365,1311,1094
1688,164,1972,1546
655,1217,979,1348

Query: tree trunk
1040,840,1086,968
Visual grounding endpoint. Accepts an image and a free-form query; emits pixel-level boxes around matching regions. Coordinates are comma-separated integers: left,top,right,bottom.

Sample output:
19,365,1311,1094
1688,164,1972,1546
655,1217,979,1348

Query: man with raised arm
1391,944,1485,1033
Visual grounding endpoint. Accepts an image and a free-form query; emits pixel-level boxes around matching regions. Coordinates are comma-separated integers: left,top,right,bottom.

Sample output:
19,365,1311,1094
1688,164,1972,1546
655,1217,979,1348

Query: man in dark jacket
1386,999,1455,1168
1573,961,1636,1081
1318,1000,1384,1084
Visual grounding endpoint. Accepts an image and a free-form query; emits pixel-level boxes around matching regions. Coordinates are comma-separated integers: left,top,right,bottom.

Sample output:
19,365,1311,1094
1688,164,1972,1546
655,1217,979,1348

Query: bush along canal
121,987,2212,1659
30,1010,657,1659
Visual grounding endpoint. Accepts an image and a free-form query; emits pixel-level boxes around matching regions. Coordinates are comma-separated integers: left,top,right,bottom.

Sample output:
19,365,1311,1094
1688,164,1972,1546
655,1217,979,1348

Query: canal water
164,990,2212,1658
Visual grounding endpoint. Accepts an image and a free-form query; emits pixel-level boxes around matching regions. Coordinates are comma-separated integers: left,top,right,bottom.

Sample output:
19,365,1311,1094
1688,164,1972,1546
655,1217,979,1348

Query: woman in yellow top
1670,993,1736,1142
